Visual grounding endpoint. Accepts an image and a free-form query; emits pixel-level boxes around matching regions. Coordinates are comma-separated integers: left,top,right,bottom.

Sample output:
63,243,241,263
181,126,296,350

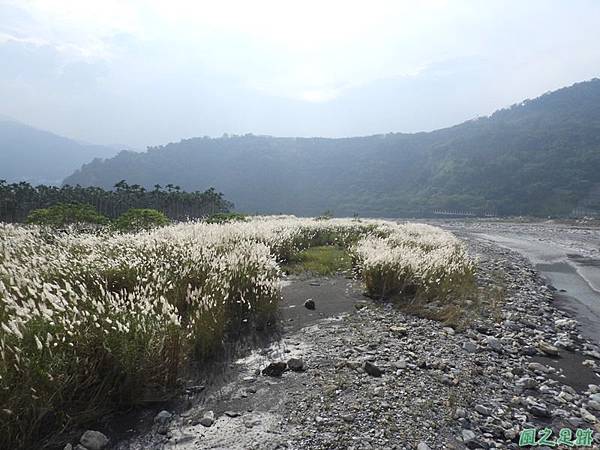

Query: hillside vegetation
64,79,600,216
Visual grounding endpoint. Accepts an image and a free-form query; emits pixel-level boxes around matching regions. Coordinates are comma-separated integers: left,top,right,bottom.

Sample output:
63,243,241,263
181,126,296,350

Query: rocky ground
64,229,600,450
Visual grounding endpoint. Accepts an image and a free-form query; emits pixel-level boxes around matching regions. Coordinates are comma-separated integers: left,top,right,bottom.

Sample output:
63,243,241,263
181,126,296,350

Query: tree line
0,180,233,223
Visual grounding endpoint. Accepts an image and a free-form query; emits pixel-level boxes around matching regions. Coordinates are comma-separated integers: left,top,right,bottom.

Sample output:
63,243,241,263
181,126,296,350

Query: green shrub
114,208,170,231
25,203,109,227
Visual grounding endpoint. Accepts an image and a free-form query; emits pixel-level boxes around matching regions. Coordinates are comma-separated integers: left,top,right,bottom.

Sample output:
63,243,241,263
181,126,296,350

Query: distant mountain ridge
0,119,118,185
64,78,600,216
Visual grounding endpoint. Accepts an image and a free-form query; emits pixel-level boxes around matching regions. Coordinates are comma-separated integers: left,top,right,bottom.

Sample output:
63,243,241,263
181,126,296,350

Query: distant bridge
570,207,600,218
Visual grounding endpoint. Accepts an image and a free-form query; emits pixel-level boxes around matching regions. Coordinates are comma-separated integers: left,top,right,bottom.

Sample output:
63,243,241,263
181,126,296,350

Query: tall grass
0,217,472,448
352,222,475,300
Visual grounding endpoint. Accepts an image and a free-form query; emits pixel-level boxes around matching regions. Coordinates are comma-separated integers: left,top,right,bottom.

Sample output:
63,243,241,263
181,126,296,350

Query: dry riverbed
64,224,600,450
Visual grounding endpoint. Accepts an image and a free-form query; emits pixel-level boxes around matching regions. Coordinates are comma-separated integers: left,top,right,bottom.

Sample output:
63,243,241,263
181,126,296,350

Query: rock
476,324,491,335
504,428,518,440
287,358,304,372
64,445,73,450
262,361,287,377
503,320,521,331
417,442,432,450
243,414,262,428
461,429,476,443
154,410,173,434
200,411,215,427
521,346,538,356
354,302,367,310
462,341,478,353
304,299,316,310
453,407,467,419
516,377,537,389
586,350,600,359
417,359,429,369
580,407,597,423
394,359,407,369
441,374,457,386
528,362,549,373
566,416,584,428
528,404,551,418
555,318,577,330
187,385,205,393
485,336,502,352
199,417,214,427
474,404,492,416
538,341,560,356
389,326,408,336
443,326,455,335
79,430,109,450
364,361,383,377
154,410,173,425
587,400,600,411
341,414,355,423
558,391,574,403
225,410,241,418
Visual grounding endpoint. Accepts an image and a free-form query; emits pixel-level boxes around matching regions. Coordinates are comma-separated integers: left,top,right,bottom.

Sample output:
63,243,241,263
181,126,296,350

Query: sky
1,0,600,149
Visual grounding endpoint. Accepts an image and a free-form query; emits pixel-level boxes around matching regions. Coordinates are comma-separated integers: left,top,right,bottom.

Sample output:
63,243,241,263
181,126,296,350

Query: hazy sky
1,0,600,149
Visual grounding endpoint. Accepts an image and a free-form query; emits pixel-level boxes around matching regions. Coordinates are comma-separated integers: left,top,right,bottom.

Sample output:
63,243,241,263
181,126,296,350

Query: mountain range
64,79,600,216
0,118,118,185
4,79,600,216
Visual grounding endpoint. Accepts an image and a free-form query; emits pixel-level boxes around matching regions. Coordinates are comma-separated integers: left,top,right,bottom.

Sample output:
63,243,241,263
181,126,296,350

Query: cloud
0,0,488,100
1,0,600,147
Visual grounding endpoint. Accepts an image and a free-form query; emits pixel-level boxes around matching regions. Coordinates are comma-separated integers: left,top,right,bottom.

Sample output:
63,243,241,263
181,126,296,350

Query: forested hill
64,78,600,217
0,119,118,185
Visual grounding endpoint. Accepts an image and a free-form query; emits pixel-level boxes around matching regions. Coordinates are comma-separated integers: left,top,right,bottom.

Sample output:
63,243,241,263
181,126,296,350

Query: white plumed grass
0,216,472,448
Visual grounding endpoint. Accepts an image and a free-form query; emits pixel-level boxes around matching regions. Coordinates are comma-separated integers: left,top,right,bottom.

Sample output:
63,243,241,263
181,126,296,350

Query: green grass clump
283,245,352,276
